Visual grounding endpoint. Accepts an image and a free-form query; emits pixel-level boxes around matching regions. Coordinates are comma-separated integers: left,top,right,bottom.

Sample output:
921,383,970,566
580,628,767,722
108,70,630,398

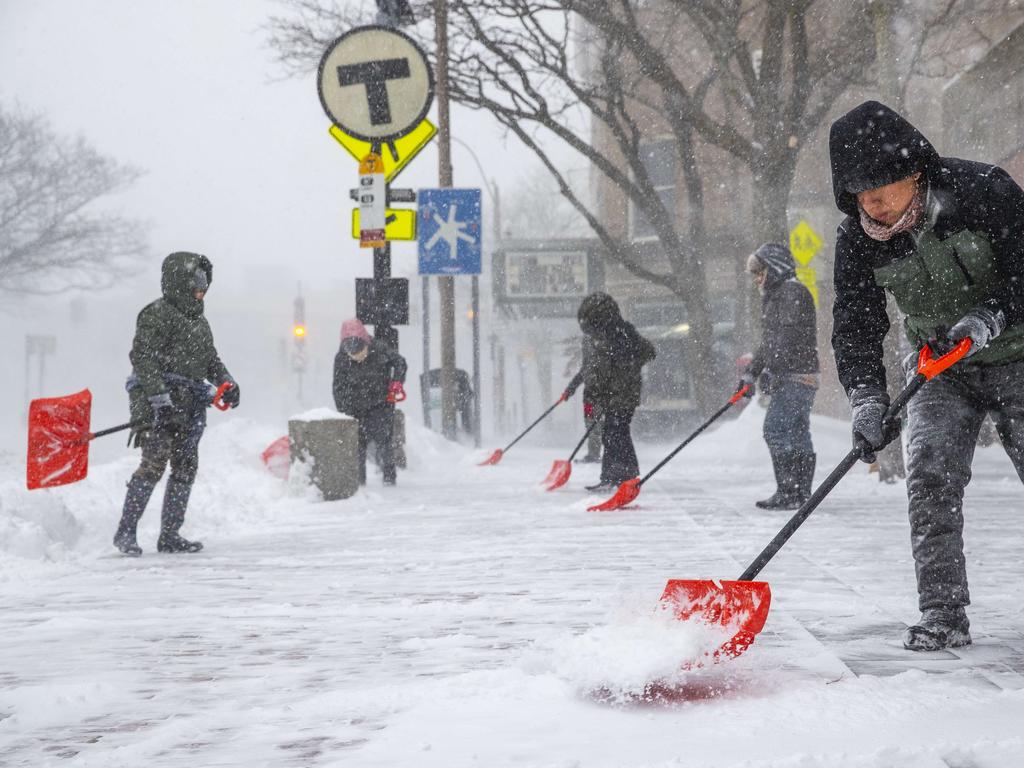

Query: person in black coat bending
740,242,820,510
564,292,656,492
829,101,1024,651
333,318,407,486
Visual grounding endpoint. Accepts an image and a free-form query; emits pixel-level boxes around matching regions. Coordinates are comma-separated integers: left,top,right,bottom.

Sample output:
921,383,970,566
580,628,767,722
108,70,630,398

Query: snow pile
546,602,734,702
0,418,297,569
288,406,352,421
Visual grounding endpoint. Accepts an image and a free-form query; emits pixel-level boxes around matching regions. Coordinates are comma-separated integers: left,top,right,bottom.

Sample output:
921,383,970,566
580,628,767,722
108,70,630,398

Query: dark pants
117,405,206,540
358,407,396,484
902,355,1024,610
584,408,603,460
601,407,639,484
763,378,816,456
133,408,207,487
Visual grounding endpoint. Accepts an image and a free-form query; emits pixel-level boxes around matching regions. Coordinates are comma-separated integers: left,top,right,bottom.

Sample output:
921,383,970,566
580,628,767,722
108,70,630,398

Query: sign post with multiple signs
317,25,435,350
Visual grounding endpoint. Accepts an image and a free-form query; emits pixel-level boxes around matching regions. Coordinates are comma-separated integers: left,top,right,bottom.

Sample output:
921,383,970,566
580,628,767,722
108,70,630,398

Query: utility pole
434,0,458,440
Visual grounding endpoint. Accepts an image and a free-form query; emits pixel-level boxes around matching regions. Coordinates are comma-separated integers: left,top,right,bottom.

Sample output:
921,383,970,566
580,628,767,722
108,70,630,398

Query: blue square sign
417,188,482,275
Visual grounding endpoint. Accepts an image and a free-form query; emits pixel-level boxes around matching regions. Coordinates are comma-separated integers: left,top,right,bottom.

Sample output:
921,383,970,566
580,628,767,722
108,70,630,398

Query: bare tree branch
0,105,148,295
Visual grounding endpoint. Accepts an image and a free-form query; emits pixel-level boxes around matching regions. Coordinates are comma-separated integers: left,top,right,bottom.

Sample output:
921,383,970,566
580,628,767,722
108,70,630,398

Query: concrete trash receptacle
288,411,360,500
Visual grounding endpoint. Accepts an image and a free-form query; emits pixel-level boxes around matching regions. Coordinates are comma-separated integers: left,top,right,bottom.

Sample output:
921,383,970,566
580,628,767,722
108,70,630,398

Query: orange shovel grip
212,381,234,411
917,338,972,380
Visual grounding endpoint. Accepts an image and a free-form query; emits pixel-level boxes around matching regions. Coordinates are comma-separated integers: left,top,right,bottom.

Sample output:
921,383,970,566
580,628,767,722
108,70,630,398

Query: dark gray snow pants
902,355,1024,611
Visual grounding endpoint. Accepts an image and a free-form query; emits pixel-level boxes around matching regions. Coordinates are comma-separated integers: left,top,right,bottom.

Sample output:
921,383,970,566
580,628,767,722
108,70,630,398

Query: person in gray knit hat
739,242,819,510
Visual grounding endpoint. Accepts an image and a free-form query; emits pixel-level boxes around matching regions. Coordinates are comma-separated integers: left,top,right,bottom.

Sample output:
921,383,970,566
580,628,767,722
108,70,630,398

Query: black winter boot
113,476,155,556
756,452,810,510
157,478,203,553
795,452,816,502
904,606,971,651
756,452,795,509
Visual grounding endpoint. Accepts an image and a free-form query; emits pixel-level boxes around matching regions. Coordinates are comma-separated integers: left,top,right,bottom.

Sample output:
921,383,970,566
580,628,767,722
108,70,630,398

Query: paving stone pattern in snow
1,406,1023,767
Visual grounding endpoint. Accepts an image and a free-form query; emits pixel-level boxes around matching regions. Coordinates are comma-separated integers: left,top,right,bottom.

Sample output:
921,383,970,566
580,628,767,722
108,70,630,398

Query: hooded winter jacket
830,101,1024,394
333,320,408,418
574,292,656,412
128,252,232,420
748,244,819,378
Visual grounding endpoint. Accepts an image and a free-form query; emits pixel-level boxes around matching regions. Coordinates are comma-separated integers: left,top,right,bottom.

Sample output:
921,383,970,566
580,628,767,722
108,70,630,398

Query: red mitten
583,402,594,419
387,381,407,404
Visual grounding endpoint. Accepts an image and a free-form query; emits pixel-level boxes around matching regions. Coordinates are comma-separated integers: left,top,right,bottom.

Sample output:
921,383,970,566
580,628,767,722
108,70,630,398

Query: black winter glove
221,381,241,408
849,387,900,463
946,307,1006,357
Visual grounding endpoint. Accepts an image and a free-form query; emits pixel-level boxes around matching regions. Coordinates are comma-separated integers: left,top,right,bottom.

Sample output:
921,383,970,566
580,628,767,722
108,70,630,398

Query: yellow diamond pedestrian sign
790,220,823,266
330,118,437,182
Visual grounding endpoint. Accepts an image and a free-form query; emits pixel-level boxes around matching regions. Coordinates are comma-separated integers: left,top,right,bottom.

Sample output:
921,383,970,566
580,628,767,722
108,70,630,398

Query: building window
629,138,677,241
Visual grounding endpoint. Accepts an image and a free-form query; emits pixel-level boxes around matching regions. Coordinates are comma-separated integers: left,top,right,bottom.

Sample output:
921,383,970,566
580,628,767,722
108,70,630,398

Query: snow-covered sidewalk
2,406,1023,767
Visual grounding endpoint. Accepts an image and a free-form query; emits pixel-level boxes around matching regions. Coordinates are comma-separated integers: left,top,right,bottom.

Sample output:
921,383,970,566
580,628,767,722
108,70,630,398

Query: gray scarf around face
858,182,926,242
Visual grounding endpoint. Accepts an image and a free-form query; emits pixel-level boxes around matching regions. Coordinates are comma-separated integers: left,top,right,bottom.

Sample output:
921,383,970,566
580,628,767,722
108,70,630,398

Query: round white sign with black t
318,25,435,143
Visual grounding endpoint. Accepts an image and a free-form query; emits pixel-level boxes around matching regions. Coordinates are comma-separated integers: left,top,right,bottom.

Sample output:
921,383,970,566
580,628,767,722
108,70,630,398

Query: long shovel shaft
90,420,147,440
638,387,747,486
737,372,931,582
567,411,602,462
501,397,563,454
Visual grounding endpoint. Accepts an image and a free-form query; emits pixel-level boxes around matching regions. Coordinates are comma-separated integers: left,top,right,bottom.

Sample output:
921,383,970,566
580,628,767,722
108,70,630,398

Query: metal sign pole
471,275,481,447
434,0,458,441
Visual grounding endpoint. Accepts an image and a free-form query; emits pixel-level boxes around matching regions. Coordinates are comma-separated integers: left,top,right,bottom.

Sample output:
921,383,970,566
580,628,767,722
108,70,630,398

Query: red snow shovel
479,393,567,466
659,339,972,662
542,413,603,491
588,384,751,511
27,382,234,490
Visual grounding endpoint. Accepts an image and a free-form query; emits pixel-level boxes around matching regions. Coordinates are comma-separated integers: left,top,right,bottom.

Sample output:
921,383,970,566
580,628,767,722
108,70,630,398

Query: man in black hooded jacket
830,100,1024,651
740,242,819,510
564,292,656,491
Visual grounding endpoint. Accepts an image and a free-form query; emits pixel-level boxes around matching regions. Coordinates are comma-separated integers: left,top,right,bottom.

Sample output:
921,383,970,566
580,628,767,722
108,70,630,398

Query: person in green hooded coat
113,251,239,556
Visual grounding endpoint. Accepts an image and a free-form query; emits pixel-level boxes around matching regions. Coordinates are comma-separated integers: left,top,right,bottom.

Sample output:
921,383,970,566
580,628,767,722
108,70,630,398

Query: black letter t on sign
337,58,411,126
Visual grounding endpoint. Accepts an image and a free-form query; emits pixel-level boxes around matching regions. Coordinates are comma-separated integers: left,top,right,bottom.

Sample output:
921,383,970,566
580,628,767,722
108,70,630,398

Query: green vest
873,228,1024,365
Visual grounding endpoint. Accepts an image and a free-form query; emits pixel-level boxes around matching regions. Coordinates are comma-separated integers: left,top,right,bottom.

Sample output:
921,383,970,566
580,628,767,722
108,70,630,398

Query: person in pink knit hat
332,318,407,485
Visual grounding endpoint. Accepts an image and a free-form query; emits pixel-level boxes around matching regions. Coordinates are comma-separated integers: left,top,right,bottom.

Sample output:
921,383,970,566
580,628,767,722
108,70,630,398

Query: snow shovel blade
587,477,641,511
26,389,92,490
660,579,772,660
261,435,291,480
479,448,504,466
543,459,571,491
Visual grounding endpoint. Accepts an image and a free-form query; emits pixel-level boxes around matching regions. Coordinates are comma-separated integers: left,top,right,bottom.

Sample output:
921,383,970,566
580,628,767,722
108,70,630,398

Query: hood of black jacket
829,100,939,218
161,251,213,315
577,292,623,338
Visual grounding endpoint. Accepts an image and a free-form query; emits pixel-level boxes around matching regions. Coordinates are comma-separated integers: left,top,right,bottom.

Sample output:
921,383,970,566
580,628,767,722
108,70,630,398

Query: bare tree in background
268,0,1022,411
0,105,147,294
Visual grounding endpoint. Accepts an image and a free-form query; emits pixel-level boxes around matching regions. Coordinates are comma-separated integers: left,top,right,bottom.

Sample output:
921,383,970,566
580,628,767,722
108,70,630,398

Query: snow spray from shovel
659,340,972,664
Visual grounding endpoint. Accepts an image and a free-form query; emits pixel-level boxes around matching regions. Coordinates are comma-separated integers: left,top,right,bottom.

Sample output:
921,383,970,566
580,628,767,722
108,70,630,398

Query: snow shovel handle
638,385,748,487
500,395,565,454
87,419,149,441
736,340,971,582
567,409,604,461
